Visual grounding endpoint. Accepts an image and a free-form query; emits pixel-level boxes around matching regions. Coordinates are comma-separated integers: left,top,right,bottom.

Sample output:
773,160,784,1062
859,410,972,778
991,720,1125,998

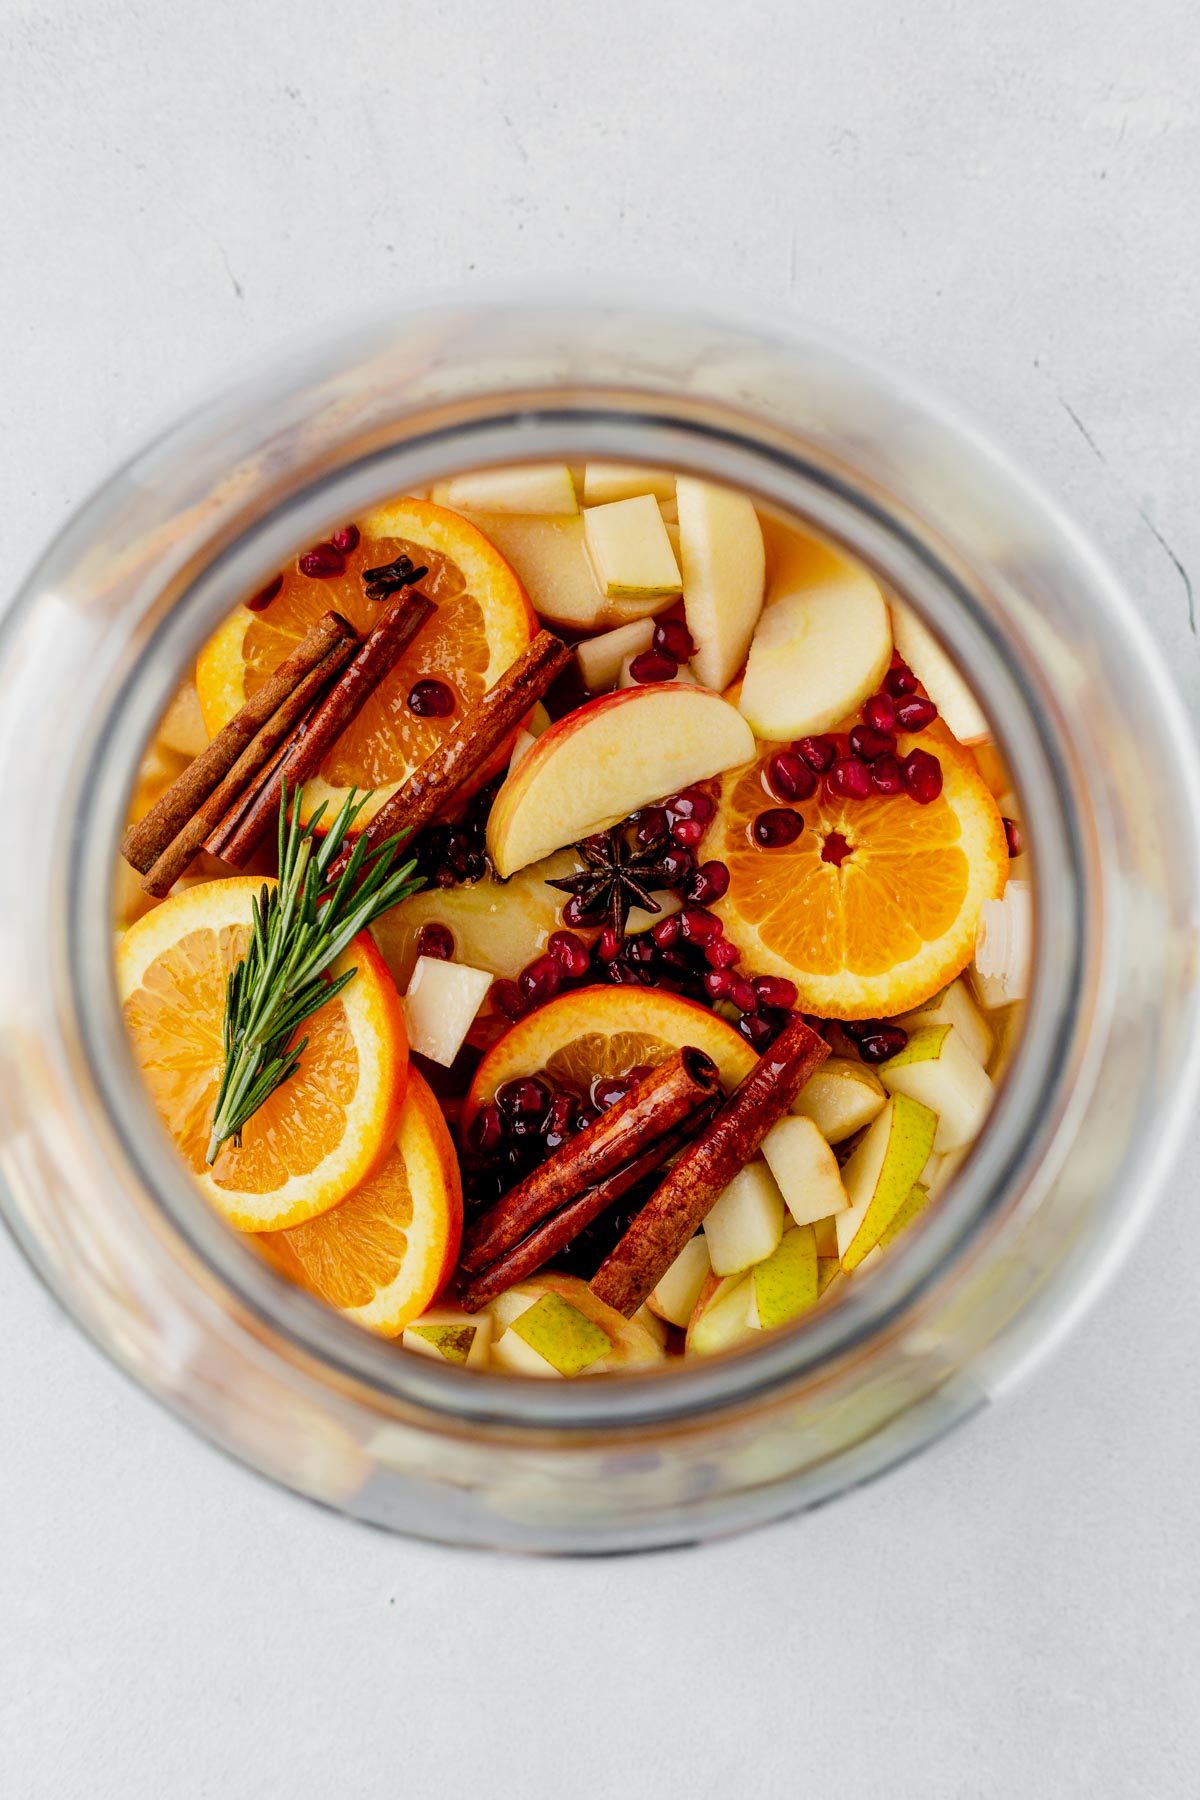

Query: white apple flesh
582,495,682,599
675,477,765,691
402,956,493,1066
738,568,892,740
890,602,990,744
789,1056,887,1144
582,463,677,504
574,617,655,692
647,1234,712,1328
442,463,578,516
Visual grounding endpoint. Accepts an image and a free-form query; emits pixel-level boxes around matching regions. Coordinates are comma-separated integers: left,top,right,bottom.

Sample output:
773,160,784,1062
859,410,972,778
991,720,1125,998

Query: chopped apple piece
486,685,755,877
837,1095,938,1269
403,1308,492,1369
686,1272,756,1355
702,1160,785,1276
761,1115,849,1227
157,679,209,758
789,1056,887,1145
974,879,1033,1003
463,513,620,631
749,1224,818,1328
575,617,655,692
582,463,677,504
647,1234,712,1327
879,1024,994,1153
583,495,682,600
442,463,578,516
403,956,493,1066
924,1145,968,1200
890,602,990,744
898,977,993,1070
634,1303,669,1350
675,477,766,691
738,569,892,740
618,654,698,689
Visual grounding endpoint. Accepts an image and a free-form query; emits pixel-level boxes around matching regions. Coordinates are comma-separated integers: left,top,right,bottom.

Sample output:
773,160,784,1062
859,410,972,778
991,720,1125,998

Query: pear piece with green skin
879,1023,994,1153
403,1309,493,1370
583,494,682,599
898,977,993,1071
686,1273,756,1356
648,1234,712,1329
877,1182,930,1252
750,1224,819,1330
441,462,579,516
702,1161,786,1276
837,1095,938,1270
508,1292,612,1377
761,1115,850,1227
676,477,766,691
789,1056,887,1145
738,567,892,741
817,1257,842,1297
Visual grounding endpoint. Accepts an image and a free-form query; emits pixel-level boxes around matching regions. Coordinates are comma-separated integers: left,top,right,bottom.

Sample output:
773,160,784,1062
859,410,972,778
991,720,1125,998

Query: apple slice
486,685,755,877
575,617,655,692
582,463,677,504
442,463,578,516
702,1161,785,1276
789,1056,887,1145
749,1223,819,1328
879,1023,994,1153
898,977,993,1071
489,1272,662,1374
685,1272,756,1355
836,1094,938,1269
583,495,682,599
403,956,493,1066
890,602,989,744
462,514,611,630
676,477,765,691
760,1115,849,1227
402,1307,492,1369
738,568,892,740
647,1234,712,1328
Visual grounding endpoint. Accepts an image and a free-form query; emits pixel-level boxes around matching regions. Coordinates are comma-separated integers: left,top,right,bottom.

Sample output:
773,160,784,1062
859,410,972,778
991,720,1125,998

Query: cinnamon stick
459,1048,721,1275
139,636,359,897
326,629,572,884
206,590,436,867
121,611,358,874
589,1016,830,1317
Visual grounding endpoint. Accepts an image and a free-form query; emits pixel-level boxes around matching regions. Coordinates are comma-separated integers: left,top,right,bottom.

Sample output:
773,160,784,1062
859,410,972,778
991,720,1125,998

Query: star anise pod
547,826,678,938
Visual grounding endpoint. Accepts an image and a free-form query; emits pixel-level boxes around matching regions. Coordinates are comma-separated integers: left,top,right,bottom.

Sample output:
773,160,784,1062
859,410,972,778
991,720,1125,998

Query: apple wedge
879,1023,994,1153
647,1234,712,1328
442,463,578,516
486,684,755,877
702,1161,785,1276
836,1094,938,1269
402,956,493,1066
890,602,989,744
583,495,682,599
789,1057,887,1145
676,477,765,691
760,1115,849,1227
582,463,677,504
574,617,655,692
749,1224,819,1329
738,567,892,740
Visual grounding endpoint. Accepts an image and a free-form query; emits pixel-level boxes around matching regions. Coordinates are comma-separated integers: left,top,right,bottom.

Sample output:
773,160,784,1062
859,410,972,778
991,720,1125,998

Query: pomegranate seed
826,757,872,800
416,922,454,960
597,927,621,963
622,936,657,968
562,894,601,928
247,573,283,612
636,806,669,846
651,914,681,949
592,1074,633,1110
704,969,736,1001
542,1093,577,1150
884,663,917,697
407,678,456,718
766,750,817,803
573,1104,600,1132
752,808,803,848
902,749,943,805
869,754,903,796
738,1013,776,1052
680,907,723,946
895,694,938,732
687,860,730,905
298,542,346,579
331,524,360,555
654,618,694,662
497,1074,552,1120
705,938,741,968
491,979,528,1021
548,930,590,976
848,724,895,763
519,954,563,1005
466,1103,505,1156
658,947,696,981
752,975,797,1010
863,691,897,735
671,818,706,847
669,789,715,824
659,845,695,886
842,1019,879,1041
629,648,678,684
1003,816,1023,857
797,735,837,774
857,1024,909,1063
728,976,759,1014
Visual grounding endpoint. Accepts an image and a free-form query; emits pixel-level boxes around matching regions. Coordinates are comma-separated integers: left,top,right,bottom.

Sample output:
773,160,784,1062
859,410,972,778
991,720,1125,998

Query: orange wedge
118,878,408,1231
195,497,536,829
258,1068,462,1336
463,985,756,1130
708,726,1008,1019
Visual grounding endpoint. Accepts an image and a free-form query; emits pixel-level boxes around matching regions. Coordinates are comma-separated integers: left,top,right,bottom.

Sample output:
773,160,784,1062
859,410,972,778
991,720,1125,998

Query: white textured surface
2,3,1199,1796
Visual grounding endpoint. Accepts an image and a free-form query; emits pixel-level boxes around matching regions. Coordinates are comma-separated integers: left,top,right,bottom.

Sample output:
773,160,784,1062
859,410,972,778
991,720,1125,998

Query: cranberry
687,860,730,905
869,754,903,796
654,618,695,662
562,894,601,928
766,750,817,803
884,663,918,697
848,724,895,763
331,524,360,555
658,845,695,886
407,679,456,718
247,573,284,612
1003,816,1023,858
496,1076,553,1133
797,735,837,774
679,907,724,946
895,694,938,733
863,691,898,735
416,922,455,961
826,757,872,800
705,938,741,968
491,979,528,1021
902,748,943,805
704,969,737,1001
591,1074,633,1111
636,806,669,846
629,649,678,684
298,542,346,580
752,975,798,1011
466,1103,505,1156
727,976,759,1014
857,1024,909,1063
651,914,681,949
596,927,621,963
671,818,706,848
737,1012,776,1052
542,1093,578,1151
548,930,590,977
752,808,803,848
669,789,715,824
519,954,563,1006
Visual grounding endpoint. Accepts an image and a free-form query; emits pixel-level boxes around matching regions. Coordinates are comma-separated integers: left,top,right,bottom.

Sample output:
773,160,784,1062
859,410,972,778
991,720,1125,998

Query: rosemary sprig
206,779,422,1163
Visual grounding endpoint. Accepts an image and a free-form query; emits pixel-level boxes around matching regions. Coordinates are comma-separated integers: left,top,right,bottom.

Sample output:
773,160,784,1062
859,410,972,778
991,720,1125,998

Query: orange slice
257,1068,462,1336
463,985,756,1130
118,877,408,1231
709,726,1008,1019
195,497,536,828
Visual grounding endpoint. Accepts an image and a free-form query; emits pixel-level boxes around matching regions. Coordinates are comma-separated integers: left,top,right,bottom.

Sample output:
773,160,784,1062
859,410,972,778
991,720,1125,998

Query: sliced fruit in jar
462,512,666,631
686,1272,756,1355
647,1234,712,1328
709,728,1009,1018
878,1023,994,1153
463,984,755,1127
487,684,755,877
702,1161,785,1276
402,1306,493,1368
676,477,765,691
156,678,209,758
575,617,656,692
836,1095,938,1270
119,878,408,1231
582,463,677,504
488,1272,663,1374
583,495,682,599
195,497,535,830
737,565,892,740
749,1223,819,1329
760,1115,850,1226
441,464,578,516
877,1180,930,1251
890,602,989,745
897,976,993,1070
402,956,494,1067
258,1068,462,1335
789,1057,887,1144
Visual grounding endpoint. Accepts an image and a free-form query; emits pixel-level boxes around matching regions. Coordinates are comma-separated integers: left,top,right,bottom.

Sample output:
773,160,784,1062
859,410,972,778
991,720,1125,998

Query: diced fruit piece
508,727,537,773
898,976,993,1070
462,513,626,629
974,879,1033,1003
582,463,676,504
686,1272,756,1355
675,477,765,691
890,603,990,744
618,653,698,688
817,1257,841,1296
738,568,892,740
488,1272,663,1373
402,1307,492,1369
760,1115,849,1227
625,890,683,935
702,1160,785,1276
486,685,755,877
877,1181,930,1251
583,495,682,599
634,1303,669,1350
648,1234,712,1327
157,679,209,758
749,1224,819,1328
575,617,655,691
403,956,493,1066
442,463,578,516
837,1095,938,1269
789,1057,887,1144
811,1215,840,1257
759,510,866,602
879,1023,993,1153
509,1291,613,1376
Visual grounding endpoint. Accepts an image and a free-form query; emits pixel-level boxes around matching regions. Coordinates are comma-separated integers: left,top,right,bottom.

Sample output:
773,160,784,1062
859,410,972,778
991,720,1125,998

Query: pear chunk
647,1234,712,1328
761,1115,849,1227
879,1023,994,1153
403,1309,493,1369
789,1056,887,1145
441,463,578,515
402,956,492,1066
749,1224,819,1329
702,1161,785,1276
837,1095,938,1268
582,463,677,504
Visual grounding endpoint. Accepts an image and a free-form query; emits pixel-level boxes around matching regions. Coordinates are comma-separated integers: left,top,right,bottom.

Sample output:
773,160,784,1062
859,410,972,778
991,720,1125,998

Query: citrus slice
463,984,756,1129
257,1068,462,1336
118,877,407,1231
195,497,536,828
708,727,1008,1019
